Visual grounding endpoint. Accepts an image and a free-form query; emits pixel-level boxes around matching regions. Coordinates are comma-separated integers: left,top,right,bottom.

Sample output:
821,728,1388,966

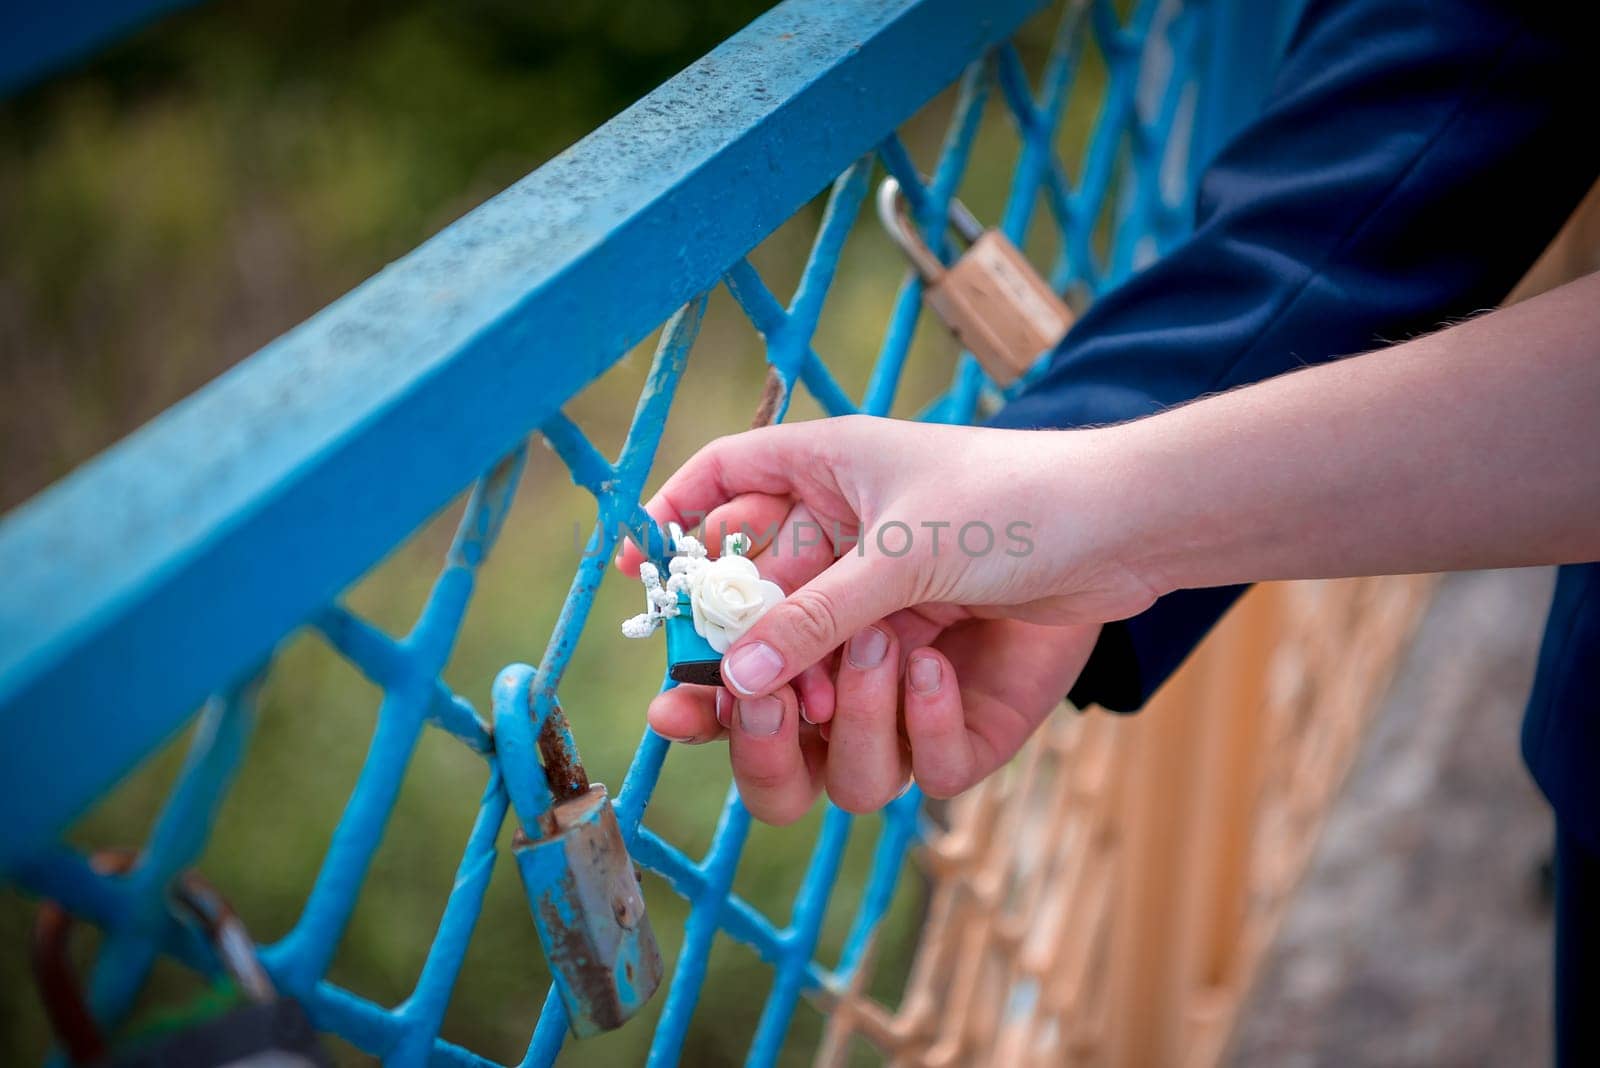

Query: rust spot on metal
534,701,590,801
34,911,107,1056
611,891,642,930
750,365,785,429
31,849,138,1063
537,880,627,1032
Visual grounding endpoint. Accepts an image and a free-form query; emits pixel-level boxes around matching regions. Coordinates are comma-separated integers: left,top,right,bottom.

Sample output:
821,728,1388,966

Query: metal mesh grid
8,1,1249,1063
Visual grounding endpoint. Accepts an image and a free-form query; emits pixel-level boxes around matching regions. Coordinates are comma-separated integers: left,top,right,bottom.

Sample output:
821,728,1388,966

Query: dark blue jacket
992,0,1600,847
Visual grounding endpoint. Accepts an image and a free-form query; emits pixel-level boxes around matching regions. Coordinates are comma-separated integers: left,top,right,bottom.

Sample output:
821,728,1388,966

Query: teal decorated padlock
621,526,783,688
664,590,722,685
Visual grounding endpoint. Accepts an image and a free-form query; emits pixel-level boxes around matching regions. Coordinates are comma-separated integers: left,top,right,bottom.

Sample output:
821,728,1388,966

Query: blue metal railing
0,0,1293,1063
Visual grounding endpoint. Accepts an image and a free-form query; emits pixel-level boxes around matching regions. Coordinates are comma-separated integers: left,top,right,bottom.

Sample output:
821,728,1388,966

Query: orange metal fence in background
819,575,1435,1066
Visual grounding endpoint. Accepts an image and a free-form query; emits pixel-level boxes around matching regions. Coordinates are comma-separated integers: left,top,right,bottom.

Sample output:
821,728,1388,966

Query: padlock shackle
876,176,986,282
31,849,137,1065
492,662,593,838
31,852,275,1065
170,871,278,1003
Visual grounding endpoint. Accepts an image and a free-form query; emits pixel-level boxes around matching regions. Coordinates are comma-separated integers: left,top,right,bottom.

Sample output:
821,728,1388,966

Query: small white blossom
621,613,658,639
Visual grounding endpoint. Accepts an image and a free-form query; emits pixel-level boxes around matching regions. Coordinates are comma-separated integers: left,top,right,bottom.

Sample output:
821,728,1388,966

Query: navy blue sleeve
989,0,1600,711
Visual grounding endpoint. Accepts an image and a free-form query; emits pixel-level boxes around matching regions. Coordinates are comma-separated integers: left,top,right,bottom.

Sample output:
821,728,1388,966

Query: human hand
640,593,1100,823
619,416,1146,822
639,415,1152,688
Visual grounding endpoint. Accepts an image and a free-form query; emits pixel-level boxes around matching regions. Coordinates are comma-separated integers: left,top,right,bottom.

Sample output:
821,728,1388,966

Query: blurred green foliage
0,1,1087,1063
0,0,794,505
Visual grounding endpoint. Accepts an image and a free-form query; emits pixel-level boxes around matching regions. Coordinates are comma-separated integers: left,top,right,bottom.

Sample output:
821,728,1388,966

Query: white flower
621,614,657,639
688,554,784,653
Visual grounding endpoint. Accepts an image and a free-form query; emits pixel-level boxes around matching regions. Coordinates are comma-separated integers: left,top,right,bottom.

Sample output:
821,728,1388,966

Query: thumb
720,551,917,698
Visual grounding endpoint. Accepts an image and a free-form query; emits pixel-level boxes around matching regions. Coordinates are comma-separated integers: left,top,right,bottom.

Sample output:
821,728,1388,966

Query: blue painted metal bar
751,160,874,423
746,805,853,1065
998,5,1090,243
0,0,1305,1063
389,776,510,1068
0,0,1054,872
863,62,992,419
647,790,753,1066
722,260,860,418
0,0,204,95
834,790,924,979
1109,2,1202,280
86,684,259,1028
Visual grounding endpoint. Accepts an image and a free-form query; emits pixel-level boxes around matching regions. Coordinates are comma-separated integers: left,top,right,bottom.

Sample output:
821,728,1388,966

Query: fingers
617,492,791,577
721,552,918,698
901,647,986,799
794,660,836,726
646,685,725,744
645,423,837,538
826,624,911,813
745,500,843,604
728,684,820,825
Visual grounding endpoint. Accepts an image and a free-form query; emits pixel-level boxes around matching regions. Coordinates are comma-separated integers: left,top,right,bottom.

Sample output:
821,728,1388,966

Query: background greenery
0,1,1096,1062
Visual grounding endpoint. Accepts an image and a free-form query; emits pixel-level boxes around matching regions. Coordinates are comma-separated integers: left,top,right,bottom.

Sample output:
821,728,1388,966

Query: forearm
1098,272,1600,594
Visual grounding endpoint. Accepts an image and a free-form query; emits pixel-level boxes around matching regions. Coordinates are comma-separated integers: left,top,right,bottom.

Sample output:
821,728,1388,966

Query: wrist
1028,425,1180,605
1092,409,1251,599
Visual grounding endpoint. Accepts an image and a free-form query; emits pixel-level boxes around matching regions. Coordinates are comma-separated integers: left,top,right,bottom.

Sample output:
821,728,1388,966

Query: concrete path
1231,568,1559,1067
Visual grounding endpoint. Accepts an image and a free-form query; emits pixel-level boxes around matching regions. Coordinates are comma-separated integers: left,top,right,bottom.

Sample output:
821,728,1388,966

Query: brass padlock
878,176,1073,387
495,684,664,1037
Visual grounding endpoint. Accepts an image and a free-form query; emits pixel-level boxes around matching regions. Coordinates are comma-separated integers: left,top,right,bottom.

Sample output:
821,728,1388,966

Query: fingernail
722,642,783,696
847,626,889,669
716,689,732,729
654,727,698,744
738,695,784,736
909,655,942,694
799,698,813,725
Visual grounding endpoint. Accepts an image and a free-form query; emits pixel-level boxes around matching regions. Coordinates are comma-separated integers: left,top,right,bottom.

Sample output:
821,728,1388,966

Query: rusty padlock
32,853,329,1067
878,175,1074,387
493,672,663,1037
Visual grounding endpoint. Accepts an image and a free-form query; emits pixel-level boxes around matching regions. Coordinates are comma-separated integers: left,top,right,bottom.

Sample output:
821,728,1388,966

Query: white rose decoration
688,554,784,653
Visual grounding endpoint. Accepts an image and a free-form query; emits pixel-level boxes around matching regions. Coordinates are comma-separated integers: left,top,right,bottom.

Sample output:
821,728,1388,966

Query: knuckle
780,587,842,652
916,772,967,801
737,761,799,795
834,413,873,436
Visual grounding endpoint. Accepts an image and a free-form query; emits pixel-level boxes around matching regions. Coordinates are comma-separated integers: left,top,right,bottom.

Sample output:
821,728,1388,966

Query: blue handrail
0,0,1049,868
0,0,1298,1063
